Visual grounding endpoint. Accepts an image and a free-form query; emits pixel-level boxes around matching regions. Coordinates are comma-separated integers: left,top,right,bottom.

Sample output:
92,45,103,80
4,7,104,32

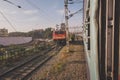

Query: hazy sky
0,0,83,32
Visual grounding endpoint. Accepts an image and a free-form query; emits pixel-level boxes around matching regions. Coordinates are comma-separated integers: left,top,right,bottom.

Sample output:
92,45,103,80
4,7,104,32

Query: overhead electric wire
3,0,82,30
23,0,62,29
24,0,67,30
3,0,65,29
25,0,58,24
0,10,17,31
68,8,83,19
3,0,52,30
68,0,83,33
3,0,21,8
0,9,28,42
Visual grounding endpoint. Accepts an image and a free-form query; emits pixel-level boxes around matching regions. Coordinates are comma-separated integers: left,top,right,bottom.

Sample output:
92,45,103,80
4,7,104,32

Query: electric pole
64,0,69,52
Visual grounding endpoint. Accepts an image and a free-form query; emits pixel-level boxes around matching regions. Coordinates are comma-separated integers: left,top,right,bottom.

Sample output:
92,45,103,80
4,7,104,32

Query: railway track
0,45,62,80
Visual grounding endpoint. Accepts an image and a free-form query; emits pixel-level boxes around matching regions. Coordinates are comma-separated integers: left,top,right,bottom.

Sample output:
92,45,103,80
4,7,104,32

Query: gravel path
33,42,88,80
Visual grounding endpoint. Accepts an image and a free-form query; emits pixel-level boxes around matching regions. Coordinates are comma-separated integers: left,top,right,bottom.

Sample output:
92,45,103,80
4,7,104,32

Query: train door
119,20,120,80
99,0,120,80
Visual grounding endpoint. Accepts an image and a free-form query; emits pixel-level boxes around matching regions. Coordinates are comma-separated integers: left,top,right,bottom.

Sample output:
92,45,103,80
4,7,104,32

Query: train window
55,31,65,34
87,18,90,50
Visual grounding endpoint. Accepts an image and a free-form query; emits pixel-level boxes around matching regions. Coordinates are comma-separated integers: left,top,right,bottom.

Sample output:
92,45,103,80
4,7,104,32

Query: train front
53,30,66,46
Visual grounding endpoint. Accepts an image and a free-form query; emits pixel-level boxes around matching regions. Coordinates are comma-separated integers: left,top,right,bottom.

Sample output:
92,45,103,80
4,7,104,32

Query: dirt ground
34,41,88,80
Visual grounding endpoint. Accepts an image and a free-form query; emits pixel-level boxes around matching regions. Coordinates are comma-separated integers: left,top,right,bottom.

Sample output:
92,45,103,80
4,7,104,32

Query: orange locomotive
53,30,66,46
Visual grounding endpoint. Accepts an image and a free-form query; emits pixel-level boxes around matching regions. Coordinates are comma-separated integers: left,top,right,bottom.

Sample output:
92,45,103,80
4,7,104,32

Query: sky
0,0,83,32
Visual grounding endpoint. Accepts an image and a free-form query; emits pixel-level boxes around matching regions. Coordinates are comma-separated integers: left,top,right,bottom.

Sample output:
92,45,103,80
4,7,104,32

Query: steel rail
0,45,61,80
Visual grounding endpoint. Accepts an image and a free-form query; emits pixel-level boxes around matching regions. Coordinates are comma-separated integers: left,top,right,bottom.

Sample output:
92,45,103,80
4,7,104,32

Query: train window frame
87,18,90,50
55,31,65,34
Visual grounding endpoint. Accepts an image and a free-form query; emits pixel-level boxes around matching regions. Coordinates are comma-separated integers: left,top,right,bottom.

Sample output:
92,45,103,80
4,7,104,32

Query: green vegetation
0,42,53,63
8,28,53,39
71,34,75,42
53,62,65,73
0,27,54,66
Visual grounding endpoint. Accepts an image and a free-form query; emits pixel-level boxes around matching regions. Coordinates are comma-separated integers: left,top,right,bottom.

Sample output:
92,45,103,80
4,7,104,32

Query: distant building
0,28,8,37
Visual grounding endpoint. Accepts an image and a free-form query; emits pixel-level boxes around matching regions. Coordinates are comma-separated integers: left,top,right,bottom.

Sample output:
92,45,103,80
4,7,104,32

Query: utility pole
64,0,69,52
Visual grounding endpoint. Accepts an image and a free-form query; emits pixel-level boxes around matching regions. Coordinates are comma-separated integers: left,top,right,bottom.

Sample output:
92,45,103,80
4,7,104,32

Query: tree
43,28,52,39
28,30,44,39
9,32,27,37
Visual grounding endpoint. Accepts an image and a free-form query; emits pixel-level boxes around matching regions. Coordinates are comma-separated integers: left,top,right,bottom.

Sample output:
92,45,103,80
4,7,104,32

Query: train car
52,30,66,45
83,0,120,80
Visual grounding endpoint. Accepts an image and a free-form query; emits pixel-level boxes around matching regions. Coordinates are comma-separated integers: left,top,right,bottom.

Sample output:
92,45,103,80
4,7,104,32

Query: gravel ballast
34,42,88,80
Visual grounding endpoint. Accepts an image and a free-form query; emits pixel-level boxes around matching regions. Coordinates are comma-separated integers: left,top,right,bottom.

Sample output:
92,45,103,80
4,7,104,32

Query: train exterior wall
83,0,99,80
118,0,120,79
84,0,120,80
89,0,99,80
